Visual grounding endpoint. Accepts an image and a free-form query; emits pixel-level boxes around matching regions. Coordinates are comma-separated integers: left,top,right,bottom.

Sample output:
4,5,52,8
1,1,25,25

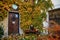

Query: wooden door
8,12,19,35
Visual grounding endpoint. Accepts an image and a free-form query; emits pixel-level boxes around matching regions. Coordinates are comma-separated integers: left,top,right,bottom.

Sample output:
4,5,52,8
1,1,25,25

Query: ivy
0,0,53,32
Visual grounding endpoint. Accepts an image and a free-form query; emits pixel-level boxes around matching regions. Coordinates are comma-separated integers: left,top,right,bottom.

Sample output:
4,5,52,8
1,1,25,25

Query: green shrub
0,24,4,38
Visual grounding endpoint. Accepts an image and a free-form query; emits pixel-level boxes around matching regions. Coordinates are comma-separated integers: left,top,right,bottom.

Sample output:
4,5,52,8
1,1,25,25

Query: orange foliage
47,21,60,40
48,21,60,32
27,7,32,13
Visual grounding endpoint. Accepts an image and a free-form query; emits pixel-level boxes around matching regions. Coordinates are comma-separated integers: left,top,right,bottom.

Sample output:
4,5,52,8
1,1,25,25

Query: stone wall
0,17,8,37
